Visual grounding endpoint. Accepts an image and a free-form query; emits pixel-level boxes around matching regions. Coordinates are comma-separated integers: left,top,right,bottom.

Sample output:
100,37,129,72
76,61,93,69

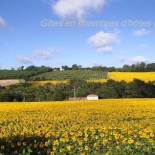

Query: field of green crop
30,70,107,81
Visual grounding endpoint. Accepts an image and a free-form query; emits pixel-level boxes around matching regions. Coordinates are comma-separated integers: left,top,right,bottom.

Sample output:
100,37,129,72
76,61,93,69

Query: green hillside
30,70,107,81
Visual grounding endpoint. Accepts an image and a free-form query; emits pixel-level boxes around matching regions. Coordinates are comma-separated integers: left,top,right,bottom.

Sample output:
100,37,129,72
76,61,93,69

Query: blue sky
0,0,155,68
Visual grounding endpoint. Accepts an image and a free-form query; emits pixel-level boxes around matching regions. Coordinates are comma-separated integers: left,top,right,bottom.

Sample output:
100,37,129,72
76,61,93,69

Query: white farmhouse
87,94,99,100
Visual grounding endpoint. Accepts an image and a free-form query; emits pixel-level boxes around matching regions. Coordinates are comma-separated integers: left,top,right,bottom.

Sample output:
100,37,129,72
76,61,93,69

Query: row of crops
31,71,155,82
30,72,155,86
0,99,155,154
30,70,108,81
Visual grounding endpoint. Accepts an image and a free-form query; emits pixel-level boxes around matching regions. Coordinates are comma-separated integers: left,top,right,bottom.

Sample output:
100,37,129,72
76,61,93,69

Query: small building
87,94,99,100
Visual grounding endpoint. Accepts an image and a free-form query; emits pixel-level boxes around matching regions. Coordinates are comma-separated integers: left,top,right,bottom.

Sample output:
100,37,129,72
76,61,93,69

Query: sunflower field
108,72,155,82
1,99,155,155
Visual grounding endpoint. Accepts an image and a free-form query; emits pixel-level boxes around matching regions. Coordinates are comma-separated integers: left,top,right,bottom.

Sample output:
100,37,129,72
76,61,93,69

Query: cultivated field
30,70,107,81
30,72,155,86
29,80,68,86
31,71,155,82
0,79,25,87
1,72,155,87
108,72,155,82
1,99,155,154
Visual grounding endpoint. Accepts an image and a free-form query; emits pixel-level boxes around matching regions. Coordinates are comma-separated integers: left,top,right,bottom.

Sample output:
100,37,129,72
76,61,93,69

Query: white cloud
52,0,106,19
119,55,150,64
35,48,56,60
17,56,33,64
17,48,56,64
133,28,150,37
88,31,119,53
132,56,149,63
0,17,6,28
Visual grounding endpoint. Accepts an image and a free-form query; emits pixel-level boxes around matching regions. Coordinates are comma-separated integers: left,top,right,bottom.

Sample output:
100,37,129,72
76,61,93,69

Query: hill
30,70,107,81
30,72,155,86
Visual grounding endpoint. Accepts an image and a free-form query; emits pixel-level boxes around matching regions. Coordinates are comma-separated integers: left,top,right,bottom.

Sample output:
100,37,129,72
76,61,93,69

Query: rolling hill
30,70,108,81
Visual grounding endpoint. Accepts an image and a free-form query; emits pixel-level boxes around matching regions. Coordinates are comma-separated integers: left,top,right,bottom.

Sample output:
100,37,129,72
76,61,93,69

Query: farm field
29,80,68,86
1,72,155,87
1,99,155,154
30,72,155,86
0,79,25,87
30,70,107,81
30,79,107,86
108,72,155,82
32,71,155,83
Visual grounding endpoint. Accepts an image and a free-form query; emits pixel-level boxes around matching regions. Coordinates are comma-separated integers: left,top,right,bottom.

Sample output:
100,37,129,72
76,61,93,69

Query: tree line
0,62,155,80
0,79,155,102
0,66,52,80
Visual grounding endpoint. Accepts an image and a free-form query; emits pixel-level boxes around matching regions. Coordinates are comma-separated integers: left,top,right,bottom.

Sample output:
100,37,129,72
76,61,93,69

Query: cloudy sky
0,0,155,68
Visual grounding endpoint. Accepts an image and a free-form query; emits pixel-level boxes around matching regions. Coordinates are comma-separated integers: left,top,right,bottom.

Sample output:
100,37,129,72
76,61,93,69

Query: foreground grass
1,99,155,154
